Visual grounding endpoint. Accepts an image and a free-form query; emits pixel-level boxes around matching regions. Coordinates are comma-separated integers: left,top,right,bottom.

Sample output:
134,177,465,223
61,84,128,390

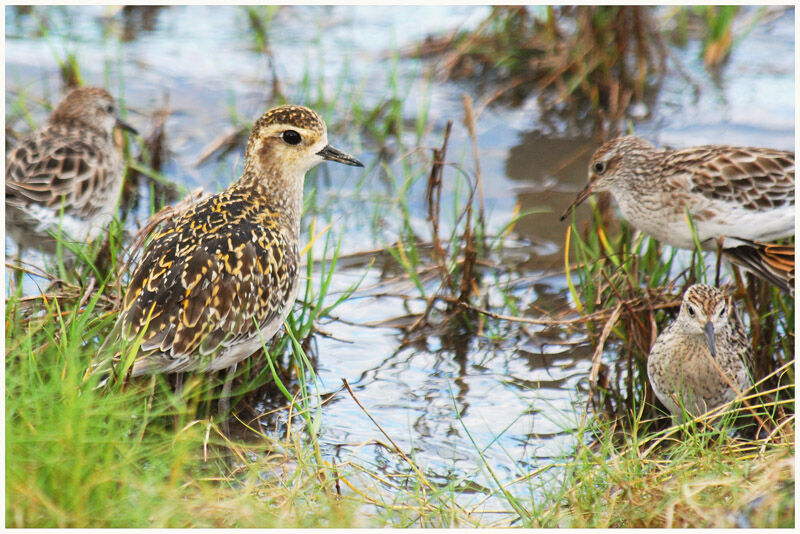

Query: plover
96,105,362,392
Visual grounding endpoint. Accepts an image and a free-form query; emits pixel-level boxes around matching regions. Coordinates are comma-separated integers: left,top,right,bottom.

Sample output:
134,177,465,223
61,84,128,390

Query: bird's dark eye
593,161,606,174
282,130,302,145
719,305,726,317
687,305,696,317
105,104,114,114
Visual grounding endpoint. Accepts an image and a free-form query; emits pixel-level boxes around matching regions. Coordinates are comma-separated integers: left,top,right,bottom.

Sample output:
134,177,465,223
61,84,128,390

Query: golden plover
6,86,137,254
561,136,795,293
647,284,754,422
102,105,362,383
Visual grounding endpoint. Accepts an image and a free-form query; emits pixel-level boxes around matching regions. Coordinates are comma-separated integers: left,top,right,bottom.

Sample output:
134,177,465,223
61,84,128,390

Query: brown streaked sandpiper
562,136,794,293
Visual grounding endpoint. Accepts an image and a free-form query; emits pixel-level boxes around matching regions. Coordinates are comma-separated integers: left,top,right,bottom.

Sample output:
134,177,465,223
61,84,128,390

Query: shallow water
5,5,795,515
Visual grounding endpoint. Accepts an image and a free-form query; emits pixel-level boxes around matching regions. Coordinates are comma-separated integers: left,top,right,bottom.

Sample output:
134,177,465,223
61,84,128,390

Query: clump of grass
380,112,489,338
242,5,284,100
6,287,359,527
542,395,795,527
25,7,85,90
696,6,740,67
357,93,555,350
564,207,681,420
57,52,83,89
411,6,667,123
665,6,764,69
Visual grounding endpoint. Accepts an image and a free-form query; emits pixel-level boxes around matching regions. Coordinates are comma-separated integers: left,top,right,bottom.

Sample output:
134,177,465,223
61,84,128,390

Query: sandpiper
561,136,795,293
6,86,137,254
647,284,754,422
97,105,362,385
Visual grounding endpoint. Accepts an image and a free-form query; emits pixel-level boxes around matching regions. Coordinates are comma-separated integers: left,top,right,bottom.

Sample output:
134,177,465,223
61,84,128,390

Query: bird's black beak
560,181,594,221
703,321,716,359
116,118,138,135
317,144,363,167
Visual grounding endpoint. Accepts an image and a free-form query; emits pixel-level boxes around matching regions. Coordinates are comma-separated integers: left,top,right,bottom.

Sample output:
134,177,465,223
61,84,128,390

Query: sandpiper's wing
116,194,299,375
667,146,794,212
5,127,114,219
723,239,794,295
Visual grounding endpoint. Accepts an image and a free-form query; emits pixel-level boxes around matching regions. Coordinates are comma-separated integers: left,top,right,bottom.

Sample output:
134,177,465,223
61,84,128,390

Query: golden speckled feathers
101,104,363,378
119,187,299,374
255,105,324,134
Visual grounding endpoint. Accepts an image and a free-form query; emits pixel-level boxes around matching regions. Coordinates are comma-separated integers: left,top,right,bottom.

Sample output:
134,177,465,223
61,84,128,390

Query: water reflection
504,131,597,268
120,6,167,42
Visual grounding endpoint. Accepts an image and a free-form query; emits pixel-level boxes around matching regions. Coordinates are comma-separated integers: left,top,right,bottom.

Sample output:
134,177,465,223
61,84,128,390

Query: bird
91,105,362,397
561,136,795,293
6,86,137,255
647,284,754,423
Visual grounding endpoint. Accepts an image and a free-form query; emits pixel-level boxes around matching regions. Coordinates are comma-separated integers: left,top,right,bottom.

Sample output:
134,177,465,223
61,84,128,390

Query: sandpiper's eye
593,161,606,174
687,305,696,317
105,104,114,114
282,130,302,145
719,305,726,318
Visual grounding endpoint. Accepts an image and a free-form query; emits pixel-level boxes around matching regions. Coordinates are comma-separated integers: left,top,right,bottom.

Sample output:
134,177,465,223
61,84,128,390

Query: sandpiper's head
51,86,136,137
675,284,733,360
244,105,363,179
560,135,656,220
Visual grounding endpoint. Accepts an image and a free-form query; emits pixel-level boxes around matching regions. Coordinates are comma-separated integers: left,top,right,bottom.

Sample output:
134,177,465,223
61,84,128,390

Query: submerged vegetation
6,5,795,528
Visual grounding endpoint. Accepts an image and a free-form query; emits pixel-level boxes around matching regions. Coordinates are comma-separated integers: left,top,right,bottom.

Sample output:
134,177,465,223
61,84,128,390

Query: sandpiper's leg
731,264,761,353
173,373,185,429
715,236,725,287
12,246,24,293
220,363,238,434
671,414,682,429
175,372,184,395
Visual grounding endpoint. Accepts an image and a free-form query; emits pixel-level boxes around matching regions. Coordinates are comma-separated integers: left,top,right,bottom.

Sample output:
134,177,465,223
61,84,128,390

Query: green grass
541,398,794,528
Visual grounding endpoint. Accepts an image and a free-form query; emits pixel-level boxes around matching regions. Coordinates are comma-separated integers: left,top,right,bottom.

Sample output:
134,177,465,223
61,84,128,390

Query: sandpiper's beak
703,321,716,359
317,145,363,167
116,117,138,135
560,181,594,221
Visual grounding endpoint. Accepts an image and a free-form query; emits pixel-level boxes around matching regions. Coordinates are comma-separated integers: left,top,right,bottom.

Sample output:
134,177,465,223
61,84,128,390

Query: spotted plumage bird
96,105,362,382
6,86,137,254
561,136,795,293
647,284,754,423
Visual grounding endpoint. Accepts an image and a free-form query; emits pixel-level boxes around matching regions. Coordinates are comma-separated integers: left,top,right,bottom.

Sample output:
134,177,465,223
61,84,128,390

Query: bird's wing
723,239,794,295
117,208,298,374
5,129,113,217
670,146,794,211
